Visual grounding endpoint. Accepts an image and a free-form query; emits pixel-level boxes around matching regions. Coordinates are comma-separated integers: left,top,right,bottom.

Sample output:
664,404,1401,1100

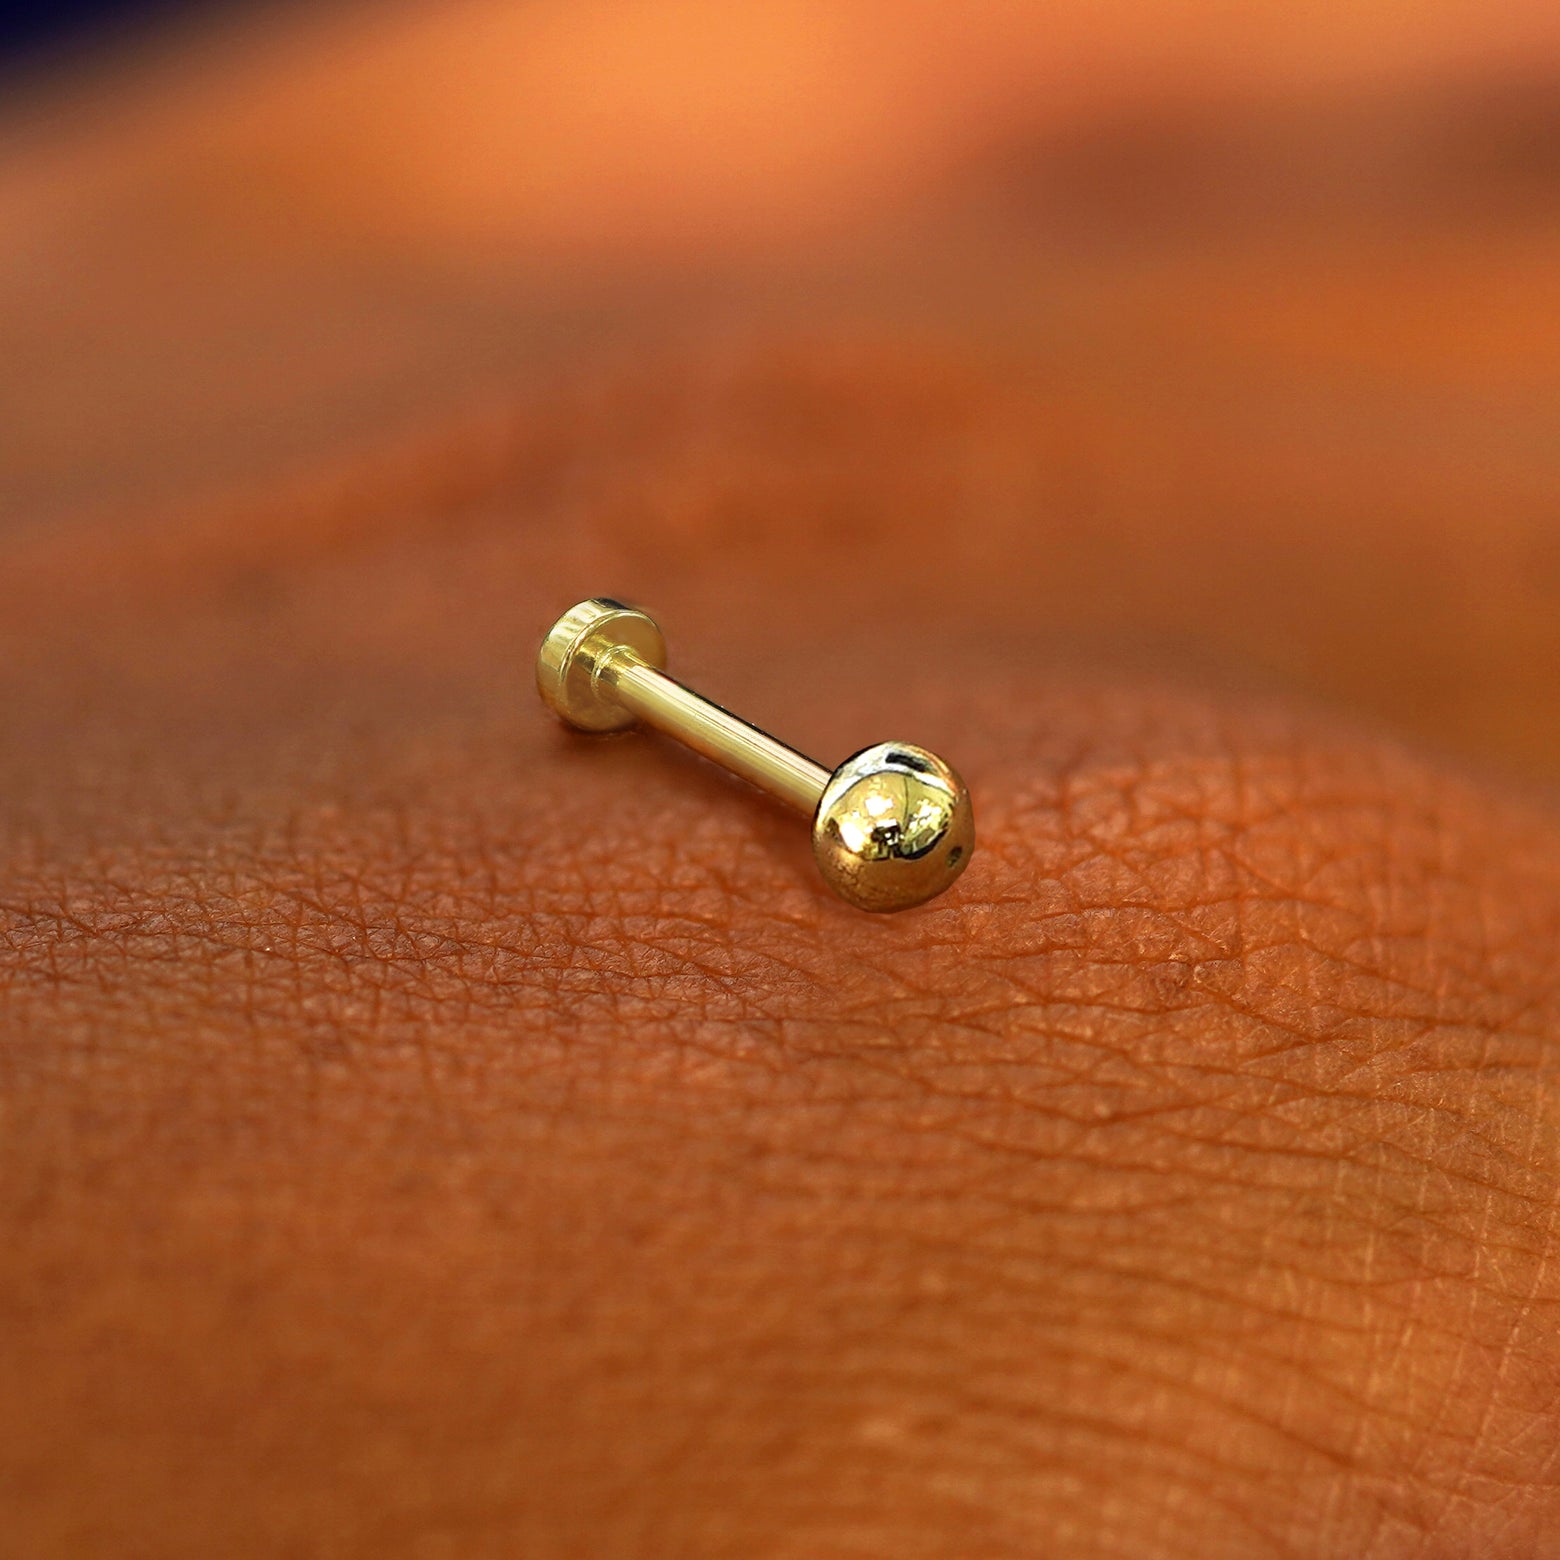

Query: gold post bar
598,650,829,815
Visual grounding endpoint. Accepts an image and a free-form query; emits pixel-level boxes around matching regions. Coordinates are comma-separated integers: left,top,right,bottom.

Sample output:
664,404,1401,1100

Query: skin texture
3,4,1560,1556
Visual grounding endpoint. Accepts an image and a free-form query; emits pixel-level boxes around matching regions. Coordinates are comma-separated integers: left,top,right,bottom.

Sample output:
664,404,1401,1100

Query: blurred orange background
3,0,1559,772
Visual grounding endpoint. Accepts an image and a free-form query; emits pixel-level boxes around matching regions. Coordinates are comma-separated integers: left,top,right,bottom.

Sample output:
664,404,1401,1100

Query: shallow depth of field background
3,0,1558,777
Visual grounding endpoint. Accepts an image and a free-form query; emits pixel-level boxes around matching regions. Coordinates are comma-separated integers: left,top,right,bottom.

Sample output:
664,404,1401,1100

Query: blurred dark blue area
0,0,207,61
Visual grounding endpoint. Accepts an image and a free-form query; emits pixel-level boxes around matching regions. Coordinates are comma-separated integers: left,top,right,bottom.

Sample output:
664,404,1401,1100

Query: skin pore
2,4,1559,1555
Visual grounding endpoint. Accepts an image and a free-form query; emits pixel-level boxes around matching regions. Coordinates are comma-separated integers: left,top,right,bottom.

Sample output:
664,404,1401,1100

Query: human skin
3,350,1559,1558
3,5,1560,1557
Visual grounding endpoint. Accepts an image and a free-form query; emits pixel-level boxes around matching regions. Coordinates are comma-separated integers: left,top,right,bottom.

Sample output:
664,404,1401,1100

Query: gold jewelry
536,599,973,913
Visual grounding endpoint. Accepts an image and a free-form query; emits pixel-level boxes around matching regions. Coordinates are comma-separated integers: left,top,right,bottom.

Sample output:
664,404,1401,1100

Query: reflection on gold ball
811,743,974,912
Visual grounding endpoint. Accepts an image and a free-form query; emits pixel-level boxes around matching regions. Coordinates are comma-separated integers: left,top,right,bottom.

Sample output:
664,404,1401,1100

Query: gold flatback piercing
536,598,974,913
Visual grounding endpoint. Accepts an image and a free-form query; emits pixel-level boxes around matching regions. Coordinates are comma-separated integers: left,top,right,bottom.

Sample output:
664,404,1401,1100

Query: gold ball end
812,743,974,913
536,598,666,732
